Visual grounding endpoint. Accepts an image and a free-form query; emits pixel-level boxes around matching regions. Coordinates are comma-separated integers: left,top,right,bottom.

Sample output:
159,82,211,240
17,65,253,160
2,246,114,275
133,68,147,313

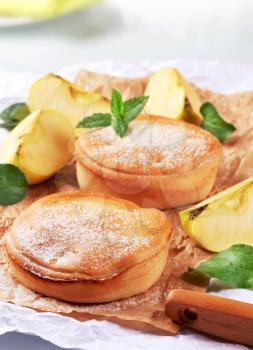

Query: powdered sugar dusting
0,206,207,331
81,120,210,175
10,196,165,280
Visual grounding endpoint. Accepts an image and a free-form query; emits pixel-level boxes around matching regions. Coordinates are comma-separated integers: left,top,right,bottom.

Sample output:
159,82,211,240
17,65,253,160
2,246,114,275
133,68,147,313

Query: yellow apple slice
28,74,110,129
0,109,75,185
144,68,203,124
180,177,253,252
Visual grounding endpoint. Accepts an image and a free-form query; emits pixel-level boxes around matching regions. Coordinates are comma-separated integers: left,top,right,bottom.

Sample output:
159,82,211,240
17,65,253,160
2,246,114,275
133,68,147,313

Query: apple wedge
0,109,75,185
28,74,110,129
180,177,253,252
144,68,203,124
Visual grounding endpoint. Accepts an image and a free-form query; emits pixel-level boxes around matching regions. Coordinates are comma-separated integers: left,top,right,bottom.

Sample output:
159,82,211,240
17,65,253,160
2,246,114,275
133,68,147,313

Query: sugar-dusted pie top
76,115,221,176
5,192,171,281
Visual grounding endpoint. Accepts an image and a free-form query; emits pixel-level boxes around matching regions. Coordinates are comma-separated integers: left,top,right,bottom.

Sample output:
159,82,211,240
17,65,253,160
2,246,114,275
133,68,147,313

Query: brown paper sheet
75,69,148,100
0,70,252,334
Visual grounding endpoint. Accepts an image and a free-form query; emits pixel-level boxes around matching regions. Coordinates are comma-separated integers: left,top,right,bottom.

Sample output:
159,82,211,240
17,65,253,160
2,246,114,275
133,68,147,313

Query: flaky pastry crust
5,191,171,303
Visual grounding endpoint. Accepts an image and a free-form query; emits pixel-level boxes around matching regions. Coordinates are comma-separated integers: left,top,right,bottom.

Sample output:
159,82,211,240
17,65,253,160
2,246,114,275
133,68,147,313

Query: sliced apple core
28,74,110,129
180,177,253,252
145,68,185,118
145,67,202,124
0,110,75,185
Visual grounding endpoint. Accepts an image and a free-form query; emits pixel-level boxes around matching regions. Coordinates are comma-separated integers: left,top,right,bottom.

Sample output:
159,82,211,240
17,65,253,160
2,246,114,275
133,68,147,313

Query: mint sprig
77,89,149,137
0,103,30,131
111,89,125,118
0,164,28,205
77,113,112,128
124,96,150,122
200,102,236,143
183,244,253,289
112,117,128,138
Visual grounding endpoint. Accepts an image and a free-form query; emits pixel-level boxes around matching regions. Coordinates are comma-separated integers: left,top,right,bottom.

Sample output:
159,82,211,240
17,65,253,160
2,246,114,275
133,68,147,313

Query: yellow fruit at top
180,177,253,252
0,109,75,185
144,67,203,124
28,74,110,130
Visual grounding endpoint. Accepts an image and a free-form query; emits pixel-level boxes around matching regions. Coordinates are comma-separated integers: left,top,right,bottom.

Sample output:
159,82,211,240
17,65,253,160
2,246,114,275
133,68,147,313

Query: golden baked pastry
76,115,222,209
5,191,171,303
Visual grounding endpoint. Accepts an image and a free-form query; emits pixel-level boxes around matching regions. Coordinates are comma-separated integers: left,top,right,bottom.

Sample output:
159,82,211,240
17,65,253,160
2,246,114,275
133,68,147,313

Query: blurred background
0,0,252,72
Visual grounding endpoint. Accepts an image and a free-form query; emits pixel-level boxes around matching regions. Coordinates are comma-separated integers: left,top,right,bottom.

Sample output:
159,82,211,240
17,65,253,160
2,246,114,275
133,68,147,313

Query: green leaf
0,103,30,131
0,164,28,206
75,90,148,138
200,102,236,143
112,117,128,138
124,96,149,122
194,244,253,288
76,113,112,128
0,121,19,131
182,268,210,287
111,89,124,118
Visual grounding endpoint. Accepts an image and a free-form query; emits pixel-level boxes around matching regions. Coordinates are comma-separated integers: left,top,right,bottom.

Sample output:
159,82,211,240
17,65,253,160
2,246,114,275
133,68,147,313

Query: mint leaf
186,245,253,289
0,121,19,130
76,90,149,138
76,113,112,128
200,102,236,143
124,96,149,122
0,103,30,131
112,117,128,138
0,164,28,205
111,89,124,118
182,268,210,287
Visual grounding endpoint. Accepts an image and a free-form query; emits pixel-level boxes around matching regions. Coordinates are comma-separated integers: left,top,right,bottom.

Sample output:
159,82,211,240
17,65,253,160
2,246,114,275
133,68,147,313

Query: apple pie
76,115,222,209
5,191,171,303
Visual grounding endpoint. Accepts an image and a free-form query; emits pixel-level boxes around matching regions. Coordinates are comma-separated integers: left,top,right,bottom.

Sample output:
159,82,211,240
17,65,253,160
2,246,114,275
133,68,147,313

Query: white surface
0,16,38,27
0,294,250,350
0,0,253,71
1,61,253,349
